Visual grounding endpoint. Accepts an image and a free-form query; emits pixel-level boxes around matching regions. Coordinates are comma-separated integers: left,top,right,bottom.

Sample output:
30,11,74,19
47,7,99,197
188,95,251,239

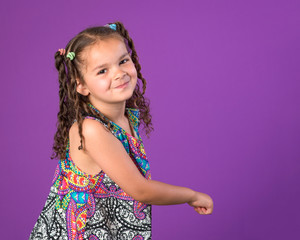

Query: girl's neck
89,101,127,124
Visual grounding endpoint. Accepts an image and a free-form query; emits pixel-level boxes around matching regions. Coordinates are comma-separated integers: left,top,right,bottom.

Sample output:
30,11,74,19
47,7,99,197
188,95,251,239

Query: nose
114,66,127,80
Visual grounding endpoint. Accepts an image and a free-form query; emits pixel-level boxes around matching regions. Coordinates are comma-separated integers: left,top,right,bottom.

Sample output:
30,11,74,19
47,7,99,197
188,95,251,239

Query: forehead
83,37,128,71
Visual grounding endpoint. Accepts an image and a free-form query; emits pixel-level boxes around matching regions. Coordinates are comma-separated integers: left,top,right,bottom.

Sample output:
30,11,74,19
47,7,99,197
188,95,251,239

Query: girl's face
76,37,137,107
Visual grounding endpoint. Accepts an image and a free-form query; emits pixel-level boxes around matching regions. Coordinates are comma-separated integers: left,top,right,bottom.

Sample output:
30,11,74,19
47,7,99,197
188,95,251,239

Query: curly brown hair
51,21,153,161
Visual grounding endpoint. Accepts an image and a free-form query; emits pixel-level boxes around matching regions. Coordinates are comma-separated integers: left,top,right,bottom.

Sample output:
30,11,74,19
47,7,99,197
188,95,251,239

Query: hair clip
66,52,75,60
104,23,117,31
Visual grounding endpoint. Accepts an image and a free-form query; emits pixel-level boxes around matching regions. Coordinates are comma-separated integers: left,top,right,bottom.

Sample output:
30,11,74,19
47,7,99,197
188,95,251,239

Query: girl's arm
81,119,213,212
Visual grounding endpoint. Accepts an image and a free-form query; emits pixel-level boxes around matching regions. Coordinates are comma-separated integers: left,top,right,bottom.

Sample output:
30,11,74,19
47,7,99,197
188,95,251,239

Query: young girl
29,21,213,240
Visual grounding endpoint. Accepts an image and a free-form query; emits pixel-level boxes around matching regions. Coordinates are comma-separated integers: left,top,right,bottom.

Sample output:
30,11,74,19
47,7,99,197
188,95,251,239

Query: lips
116,81,129,88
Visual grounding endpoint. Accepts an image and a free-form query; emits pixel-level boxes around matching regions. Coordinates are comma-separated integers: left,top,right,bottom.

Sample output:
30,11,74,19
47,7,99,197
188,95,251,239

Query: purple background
1,0,299,239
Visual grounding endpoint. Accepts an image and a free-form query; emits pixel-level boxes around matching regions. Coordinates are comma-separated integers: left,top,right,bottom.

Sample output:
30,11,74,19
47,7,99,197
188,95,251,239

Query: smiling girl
29,21,213,240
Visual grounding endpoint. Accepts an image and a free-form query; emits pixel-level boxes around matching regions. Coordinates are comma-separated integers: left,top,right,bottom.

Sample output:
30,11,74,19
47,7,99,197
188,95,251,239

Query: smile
115,81,129,89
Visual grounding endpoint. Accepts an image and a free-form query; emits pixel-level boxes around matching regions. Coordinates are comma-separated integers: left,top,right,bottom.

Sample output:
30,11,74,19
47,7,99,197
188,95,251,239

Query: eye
120,58,129,64
97,59,130,75
97,69,107,75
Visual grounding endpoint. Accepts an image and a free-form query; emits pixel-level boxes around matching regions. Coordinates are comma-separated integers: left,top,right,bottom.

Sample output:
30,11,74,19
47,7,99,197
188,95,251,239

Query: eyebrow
92,52,129,72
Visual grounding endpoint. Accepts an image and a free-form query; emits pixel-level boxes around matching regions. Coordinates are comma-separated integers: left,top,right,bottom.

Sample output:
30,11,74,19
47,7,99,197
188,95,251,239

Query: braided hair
51,21,153,161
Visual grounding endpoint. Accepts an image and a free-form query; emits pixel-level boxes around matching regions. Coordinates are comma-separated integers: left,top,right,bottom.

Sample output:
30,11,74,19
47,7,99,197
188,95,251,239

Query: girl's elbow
129,181,152,204
132,190,149,204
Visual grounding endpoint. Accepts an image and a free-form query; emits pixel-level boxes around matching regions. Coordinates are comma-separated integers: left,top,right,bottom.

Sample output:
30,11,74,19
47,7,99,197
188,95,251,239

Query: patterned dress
29,104,152,240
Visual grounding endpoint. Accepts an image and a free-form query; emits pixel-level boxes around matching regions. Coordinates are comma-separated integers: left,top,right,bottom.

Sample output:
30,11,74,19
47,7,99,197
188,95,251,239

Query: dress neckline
87,102,140,141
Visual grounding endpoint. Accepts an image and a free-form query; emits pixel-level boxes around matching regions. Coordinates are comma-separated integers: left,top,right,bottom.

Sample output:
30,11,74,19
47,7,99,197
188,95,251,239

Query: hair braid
114,21,153,136
51,53,71,159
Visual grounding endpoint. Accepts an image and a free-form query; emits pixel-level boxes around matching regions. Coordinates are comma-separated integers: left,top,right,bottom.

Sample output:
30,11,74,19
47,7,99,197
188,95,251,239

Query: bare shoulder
69,118,111,175
79,118,123,151
70,118,110,140
69,118,121,160
82,118,110,132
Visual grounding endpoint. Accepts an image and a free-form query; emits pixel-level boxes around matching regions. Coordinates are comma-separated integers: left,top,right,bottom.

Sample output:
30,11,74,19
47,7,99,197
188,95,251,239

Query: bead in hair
66,52,75,61
58,48,66,55
104,23,117,31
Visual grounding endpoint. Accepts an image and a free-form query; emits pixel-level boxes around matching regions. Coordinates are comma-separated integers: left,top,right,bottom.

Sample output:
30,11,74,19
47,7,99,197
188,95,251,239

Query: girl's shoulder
70,116,111,141
71,114,108,126
68,117,114,176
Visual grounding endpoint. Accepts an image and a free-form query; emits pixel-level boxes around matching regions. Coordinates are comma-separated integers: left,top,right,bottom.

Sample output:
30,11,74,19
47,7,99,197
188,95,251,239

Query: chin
125,91,135,100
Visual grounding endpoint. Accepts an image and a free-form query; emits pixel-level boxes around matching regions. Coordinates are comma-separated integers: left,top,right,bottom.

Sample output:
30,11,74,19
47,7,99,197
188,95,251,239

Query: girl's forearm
137,179,196,205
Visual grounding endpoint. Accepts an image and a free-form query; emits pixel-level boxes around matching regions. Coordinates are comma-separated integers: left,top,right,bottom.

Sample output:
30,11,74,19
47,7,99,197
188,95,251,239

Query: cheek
128,64,138,78
92,80,110,92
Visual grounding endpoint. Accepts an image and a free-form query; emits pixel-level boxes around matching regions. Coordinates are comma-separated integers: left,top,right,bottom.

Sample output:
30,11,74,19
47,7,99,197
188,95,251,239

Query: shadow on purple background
0,0,299,239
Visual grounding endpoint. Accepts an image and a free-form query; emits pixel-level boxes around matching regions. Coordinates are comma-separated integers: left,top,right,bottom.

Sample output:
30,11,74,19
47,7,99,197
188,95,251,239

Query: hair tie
66,52,75,61
104,23,117,31
58,48,66,55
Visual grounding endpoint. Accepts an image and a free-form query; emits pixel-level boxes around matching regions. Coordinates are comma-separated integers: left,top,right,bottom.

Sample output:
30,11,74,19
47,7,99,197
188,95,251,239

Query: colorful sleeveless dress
29,105,152,240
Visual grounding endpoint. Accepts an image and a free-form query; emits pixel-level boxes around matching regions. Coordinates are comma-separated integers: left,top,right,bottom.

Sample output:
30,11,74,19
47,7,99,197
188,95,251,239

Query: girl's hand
188,191,214,215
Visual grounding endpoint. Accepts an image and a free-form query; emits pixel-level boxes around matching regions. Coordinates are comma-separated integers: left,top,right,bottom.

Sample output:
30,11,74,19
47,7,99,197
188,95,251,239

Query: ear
76,78,90,96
